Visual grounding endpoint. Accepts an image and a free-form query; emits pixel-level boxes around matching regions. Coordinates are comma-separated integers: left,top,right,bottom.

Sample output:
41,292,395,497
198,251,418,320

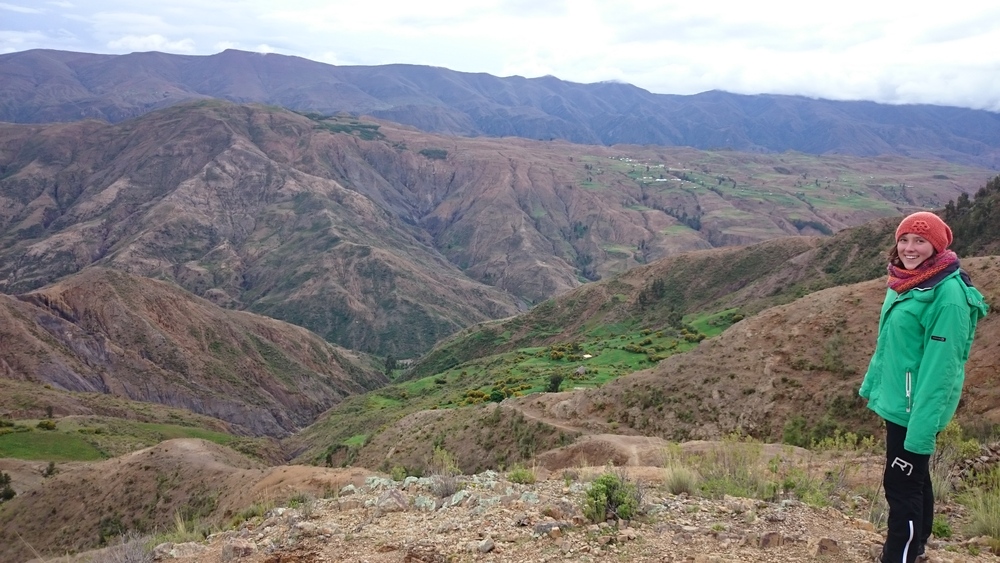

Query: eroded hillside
0,102,992,355
0,268,385,436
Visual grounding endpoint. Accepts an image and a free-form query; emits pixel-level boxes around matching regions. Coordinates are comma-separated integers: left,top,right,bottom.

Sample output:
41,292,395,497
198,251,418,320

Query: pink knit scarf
887,249,959,293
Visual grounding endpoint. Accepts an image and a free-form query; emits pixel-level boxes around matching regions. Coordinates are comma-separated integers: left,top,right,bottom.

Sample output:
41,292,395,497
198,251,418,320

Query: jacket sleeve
904,302,970,454
860,290,893,399
859,355,877,399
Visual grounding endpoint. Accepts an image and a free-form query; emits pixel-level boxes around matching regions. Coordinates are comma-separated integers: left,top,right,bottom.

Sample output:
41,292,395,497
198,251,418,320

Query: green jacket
859,268,988,454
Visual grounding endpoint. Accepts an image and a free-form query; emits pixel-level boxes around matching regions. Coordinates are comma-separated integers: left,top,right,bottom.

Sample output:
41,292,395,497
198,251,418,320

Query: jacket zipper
906,371,912,413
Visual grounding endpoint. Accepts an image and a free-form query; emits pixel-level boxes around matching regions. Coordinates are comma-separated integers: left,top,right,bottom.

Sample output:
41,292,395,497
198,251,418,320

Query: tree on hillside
0,471,14,502
943,174,1000,257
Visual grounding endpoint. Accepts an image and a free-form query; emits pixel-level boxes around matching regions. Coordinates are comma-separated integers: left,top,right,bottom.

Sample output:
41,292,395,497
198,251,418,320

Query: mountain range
2,49,1000,168
1,101,993,358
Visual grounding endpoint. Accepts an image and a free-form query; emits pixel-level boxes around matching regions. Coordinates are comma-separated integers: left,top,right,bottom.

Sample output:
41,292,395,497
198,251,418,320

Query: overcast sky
2,0,999,111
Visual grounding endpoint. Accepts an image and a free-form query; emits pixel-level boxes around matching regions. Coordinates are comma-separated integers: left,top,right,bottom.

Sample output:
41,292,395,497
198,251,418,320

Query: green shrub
228,500,273,529
419,148,448,160
103,531,153,563
431,446,460,477
0,471,14,502
36,419,57,431
691,435,778,500
390,465,407,481
430,474,461,498
508,464,536,485
932,514,953,539
546,374,563,393
583,470,642,523
960,467,1000,539
663,464,700,495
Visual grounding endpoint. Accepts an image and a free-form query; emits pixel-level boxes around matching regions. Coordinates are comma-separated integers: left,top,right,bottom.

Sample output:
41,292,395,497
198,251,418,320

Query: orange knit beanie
895,211,953,253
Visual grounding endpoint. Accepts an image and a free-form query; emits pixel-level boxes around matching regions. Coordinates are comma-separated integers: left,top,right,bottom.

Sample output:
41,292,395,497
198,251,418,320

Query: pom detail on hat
895,211,953,253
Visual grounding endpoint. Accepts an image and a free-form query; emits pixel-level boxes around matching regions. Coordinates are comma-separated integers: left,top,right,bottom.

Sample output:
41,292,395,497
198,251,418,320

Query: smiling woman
859,211,989,563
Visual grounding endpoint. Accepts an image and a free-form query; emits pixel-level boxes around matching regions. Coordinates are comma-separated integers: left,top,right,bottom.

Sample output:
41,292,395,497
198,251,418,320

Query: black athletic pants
882,420,933,563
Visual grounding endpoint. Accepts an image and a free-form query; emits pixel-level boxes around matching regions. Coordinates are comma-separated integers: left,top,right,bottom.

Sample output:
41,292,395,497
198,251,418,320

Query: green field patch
122,422,237,444
586,323,634,338
686,308,743,338
343,434,367,447
601,244,633,257
660,224,696,235
367,395,404,409
0,430,105,461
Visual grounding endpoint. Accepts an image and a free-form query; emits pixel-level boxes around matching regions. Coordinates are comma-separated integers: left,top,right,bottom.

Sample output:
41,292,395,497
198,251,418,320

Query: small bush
287,493,312,509
583,470,642,523
36,419,57,431
508,464,536,485
546,374,563,393
419,148,448,160
663,464,701,495
960,467,1000,538
103,531,153,563
0,470,14,502
228,500,274,529
692,435,777,500
932,514,953,539
430,474,461,498
390,465,407,481
431,447,460,477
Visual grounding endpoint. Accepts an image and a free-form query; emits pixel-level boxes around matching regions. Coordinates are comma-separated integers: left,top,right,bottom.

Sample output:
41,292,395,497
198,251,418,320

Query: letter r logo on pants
891,457,914,476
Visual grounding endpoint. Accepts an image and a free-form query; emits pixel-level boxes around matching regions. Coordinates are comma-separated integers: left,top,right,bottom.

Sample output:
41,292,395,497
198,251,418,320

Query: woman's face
896,233,935,270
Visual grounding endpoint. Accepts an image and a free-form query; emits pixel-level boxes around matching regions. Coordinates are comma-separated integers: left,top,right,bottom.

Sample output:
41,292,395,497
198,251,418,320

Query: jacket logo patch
931,335,947,342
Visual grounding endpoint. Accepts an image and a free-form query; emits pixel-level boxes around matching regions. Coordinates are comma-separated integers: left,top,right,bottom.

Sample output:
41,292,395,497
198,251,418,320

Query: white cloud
106,34,195,53
1,0,999,111
0,2,44,13
0,29,49,52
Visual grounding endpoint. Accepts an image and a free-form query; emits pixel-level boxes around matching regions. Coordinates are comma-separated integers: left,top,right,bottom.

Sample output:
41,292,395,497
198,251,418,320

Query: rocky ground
58,465,998,563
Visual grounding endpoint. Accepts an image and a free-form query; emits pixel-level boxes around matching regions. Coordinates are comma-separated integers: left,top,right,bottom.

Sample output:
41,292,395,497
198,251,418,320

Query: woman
859,211,988,563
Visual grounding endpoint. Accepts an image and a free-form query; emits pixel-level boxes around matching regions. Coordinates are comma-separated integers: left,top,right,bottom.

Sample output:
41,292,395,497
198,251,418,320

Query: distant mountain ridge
2,49,999,168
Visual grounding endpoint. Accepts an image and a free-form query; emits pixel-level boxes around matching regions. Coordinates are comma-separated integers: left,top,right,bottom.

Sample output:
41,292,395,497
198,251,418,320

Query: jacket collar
913,262,961,291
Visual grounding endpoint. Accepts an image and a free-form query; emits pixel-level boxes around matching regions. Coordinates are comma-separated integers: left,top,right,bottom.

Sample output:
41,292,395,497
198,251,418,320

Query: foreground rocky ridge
52,464,1000,563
